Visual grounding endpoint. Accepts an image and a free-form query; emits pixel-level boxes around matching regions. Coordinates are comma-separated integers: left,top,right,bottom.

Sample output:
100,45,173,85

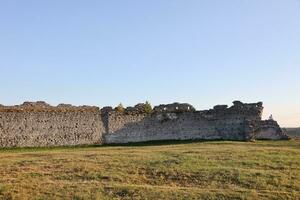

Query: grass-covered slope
0,140,299,200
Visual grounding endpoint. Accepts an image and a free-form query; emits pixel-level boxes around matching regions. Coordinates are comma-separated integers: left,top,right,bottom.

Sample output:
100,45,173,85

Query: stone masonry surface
0,101,289,148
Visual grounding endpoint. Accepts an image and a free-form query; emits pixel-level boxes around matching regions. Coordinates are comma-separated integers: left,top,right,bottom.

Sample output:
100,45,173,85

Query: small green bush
115,103,125,113
144,101,153,114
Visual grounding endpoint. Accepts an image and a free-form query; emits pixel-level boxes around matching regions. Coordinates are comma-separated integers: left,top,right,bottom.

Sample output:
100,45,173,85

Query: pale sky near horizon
0,0,299,127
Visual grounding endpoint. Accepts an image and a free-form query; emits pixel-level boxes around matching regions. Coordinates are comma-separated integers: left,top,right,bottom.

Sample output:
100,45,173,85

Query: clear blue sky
0,0,299,127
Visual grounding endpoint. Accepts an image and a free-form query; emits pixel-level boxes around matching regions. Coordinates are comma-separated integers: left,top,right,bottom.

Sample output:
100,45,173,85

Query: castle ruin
0,101,289,148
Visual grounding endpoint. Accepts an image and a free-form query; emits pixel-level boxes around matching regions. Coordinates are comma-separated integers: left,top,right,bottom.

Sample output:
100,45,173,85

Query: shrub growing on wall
144,101,153,114
115,103,125,113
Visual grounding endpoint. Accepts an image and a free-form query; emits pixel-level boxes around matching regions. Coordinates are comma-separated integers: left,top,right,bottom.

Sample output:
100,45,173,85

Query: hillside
285,128,300,139
0,140,299,200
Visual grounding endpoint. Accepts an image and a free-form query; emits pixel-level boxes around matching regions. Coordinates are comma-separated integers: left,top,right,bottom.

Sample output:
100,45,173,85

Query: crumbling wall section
103,101,261,144
255,120,289,140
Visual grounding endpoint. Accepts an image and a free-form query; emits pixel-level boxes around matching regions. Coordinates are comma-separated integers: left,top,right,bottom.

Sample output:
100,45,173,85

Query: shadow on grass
1,138,295,153
0,139,254,153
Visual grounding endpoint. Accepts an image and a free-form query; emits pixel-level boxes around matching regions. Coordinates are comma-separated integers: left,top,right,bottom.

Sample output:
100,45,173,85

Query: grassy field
0,140,299,200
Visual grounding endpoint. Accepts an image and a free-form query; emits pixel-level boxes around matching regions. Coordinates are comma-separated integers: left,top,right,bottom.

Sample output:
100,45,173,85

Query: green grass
0,140,299,200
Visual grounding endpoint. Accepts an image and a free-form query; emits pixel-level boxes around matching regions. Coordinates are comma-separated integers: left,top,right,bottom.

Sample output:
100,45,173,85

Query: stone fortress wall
0,101,289,148
0,102,104,148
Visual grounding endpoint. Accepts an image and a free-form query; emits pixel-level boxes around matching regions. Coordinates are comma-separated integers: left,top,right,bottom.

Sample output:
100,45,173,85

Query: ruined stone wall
103,111,253,144
102,102,263,144
103,101,287,144
254,120,289,140
0,101,288,148
0,102,104,148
